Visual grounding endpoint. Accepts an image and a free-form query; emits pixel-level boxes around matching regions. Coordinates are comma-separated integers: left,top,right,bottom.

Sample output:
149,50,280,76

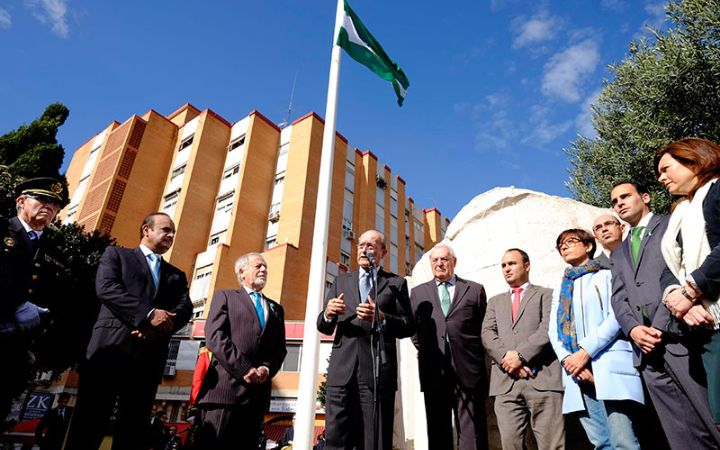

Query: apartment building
59,103,448,422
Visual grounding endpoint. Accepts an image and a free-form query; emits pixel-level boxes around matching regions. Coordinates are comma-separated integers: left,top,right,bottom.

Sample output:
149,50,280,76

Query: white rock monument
395,186,613,450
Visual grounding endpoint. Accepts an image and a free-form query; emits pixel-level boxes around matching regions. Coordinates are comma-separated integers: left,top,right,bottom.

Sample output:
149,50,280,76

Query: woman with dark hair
548,229,643,449
657,137,720,427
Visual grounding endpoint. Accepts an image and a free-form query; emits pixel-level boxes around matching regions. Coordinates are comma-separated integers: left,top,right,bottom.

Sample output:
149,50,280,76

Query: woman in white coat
549,228,643,449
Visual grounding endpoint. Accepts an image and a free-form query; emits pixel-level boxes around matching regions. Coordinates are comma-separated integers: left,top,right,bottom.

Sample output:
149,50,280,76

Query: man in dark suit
148,409,168,449
592,213,624,268
317,229,414,450
412,243,489,450
1,177,67,430
65,212,193,450
610,181,720,448
34,392,72,450
196,252,286,450
481,248,564,450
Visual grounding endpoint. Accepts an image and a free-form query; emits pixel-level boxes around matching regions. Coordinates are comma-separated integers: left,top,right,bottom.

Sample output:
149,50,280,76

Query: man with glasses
317,229,414,450
591,214,625,268
1,177,68,430
610,181,720,447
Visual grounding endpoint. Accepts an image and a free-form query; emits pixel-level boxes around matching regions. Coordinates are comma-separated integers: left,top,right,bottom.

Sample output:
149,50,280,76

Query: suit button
636,282,642,287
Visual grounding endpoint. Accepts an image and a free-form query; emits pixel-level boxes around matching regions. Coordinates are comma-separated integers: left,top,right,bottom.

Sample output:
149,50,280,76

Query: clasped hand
132,309,176,340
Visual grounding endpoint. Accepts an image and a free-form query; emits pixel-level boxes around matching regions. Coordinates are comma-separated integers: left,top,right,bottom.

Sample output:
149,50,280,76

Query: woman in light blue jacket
549,228,643,450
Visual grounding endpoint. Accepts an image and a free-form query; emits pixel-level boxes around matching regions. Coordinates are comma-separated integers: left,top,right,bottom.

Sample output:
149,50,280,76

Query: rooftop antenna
279,70,299,128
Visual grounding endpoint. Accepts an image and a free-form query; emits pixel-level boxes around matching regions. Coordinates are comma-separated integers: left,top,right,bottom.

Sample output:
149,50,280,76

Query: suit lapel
133,247,157,297
374,269,389,300
9,216,34,256
238,289,263,334
635,214,661,273
513,285,536,327
448,277,469,317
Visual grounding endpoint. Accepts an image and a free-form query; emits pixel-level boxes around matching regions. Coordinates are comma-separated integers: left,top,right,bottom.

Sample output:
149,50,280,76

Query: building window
164,340,181,376
228,135,245,152
171,164,186,179
216,191,234,214
163,190,180,215
265,235,277,249
340,250,351,266
178,136,194,152
223,165,240,179
281,343,302,372
65,204,79,222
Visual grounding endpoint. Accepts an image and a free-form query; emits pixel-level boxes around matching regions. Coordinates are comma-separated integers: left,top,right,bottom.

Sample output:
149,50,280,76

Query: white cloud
576,89,601,138
523,105,572,145
541,39,600,103
0,7,11,29
25,0,69,38
645,2,666,29
600,0,626,12
513,11,562,49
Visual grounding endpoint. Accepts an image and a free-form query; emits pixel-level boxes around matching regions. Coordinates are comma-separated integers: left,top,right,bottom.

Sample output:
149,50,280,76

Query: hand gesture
325,293,347,319
629,326,662,353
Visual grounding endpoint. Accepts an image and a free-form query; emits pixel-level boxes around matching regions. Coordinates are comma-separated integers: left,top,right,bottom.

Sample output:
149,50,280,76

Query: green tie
631,226,645,265
440,282,451,316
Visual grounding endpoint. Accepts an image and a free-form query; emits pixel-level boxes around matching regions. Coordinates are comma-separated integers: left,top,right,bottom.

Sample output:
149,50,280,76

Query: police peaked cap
16,177,69,206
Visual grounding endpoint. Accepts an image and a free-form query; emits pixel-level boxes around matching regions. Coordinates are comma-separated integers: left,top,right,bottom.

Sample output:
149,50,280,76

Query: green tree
566,0,720,213
0,103,114,372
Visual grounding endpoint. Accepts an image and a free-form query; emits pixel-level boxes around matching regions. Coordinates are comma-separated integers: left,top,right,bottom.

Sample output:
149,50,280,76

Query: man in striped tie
195,252,287,450
410,243,489,450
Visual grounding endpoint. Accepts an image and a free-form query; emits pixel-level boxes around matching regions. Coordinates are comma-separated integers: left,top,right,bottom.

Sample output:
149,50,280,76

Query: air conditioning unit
268,211,280,222
164,365,176,377
344,230,355,240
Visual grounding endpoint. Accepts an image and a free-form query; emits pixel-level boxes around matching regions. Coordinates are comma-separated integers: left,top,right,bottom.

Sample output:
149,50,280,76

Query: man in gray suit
411,243,488,450
481,248,564,450
592,213,624,268
609,181,720,448
196,252,286,450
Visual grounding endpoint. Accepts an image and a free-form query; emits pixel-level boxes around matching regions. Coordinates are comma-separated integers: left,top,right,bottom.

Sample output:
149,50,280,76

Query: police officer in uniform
1,177,68,430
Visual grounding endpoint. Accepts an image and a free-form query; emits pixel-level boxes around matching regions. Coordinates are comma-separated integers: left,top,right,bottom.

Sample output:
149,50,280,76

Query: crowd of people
1,136,719,450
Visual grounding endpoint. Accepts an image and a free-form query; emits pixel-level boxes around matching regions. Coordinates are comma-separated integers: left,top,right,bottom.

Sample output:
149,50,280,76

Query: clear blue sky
0,0,667,218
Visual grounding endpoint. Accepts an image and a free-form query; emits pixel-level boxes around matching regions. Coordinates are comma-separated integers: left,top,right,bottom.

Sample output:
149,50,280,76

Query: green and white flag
336,0,410,106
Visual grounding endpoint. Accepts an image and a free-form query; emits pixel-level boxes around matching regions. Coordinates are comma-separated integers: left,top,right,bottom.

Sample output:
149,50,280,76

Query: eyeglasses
357,242,378,250
593,220,620,233
557,237,582,250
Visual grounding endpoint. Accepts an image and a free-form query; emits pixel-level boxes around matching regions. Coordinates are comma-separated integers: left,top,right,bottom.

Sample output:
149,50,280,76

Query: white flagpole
293,0,344,449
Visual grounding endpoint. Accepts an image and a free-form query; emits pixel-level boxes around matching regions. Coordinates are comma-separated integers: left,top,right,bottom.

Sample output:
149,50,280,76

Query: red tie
511,287,523,322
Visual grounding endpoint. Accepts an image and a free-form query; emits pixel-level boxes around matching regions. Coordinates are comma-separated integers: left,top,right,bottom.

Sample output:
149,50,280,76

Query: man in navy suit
318,229,414,450
610,181,720,448
196,252,287,450
65,212,192,450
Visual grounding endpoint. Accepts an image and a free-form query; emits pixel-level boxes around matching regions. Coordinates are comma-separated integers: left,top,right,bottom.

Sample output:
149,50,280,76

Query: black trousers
324,374,395,450
195,402,265,450
65,353,159,450
423,379,489,450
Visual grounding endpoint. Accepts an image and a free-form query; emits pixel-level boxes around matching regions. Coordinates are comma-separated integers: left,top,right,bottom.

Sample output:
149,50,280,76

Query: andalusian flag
336,0,410,106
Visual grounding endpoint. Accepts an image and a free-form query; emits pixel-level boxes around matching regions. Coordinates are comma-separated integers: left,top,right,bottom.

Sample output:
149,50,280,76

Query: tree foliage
566,0,720,213
0,103,114,372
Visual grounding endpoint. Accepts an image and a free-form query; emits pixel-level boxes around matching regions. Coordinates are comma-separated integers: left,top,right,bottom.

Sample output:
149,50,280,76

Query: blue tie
359,270,371,304
251,291,265,329
147,253,160,288
28,230,39,252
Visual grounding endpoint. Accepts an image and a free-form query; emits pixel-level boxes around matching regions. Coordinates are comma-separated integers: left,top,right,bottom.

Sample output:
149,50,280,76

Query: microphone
366,251,377,265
